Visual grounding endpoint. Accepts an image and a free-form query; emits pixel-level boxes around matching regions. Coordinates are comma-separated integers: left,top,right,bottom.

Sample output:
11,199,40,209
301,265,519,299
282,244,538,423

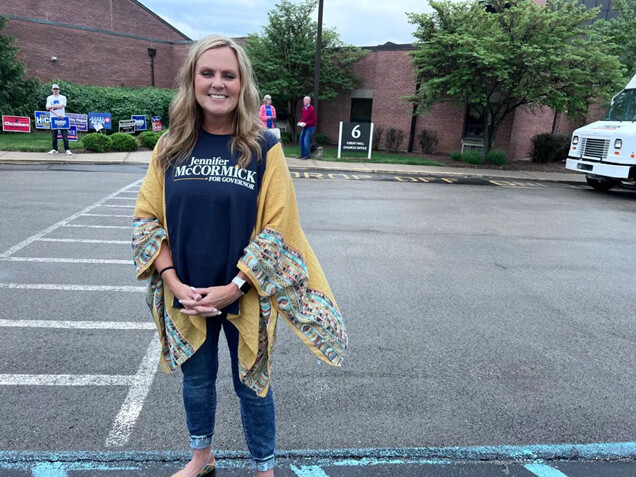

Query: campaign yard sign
50,116,70,130
88,112,112,130
132,115,147,131
35,111,51,129
67,113,88,132
57,126,78,142
152,116,162,132
2,115,31,133
337,122,374,159
119,119,136,134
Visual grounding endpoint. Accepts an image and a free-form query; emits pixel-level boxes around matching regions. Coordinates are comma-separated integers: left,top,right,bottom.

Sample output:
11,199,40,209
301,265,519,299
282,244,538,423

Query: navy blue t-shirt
165,130,277,314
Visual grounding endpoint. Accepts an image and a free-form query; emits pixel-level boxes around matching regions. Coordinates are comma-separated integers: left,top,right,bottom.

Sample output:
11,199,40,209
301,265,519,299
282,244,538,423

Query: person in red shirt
297,96,316,159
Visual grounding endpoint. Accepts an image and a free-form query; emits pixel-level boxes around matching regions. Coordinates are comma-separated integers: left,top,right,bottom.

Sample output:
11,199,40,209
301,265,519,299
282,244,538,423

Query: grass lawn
0,131,84,152
0,132,444,166
282,144,444,166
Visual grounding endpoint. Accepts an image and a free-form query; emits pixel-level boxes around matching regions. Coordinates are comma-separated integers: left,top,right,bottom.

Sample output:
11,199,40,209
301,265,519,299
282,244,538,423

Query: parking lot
0,165,634,476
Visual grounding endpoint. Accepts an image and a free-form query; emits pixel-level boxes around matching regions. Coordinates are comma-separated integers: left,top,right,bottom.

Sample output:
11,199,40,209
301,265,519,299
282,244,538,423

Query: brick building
1,0,598,159
1,0,190,89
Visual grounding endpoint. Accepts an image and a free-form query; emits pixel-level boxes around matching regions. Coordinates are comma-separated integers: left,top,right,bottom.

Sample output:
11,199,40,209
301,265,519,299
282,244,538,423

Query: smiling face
194,46,241,133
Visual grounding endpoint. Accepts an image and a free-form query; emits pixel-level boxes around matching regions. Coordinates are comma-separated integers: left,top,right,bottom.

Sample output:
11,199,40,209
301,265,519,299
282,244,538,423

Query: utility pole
313,0,323,115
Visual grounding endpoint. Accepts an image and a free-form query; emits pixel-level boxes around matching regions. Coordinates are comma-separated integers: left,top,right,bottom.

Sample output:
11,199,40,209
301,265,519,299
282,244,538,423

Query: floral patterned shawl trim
132,217,195,372
238,228,348,395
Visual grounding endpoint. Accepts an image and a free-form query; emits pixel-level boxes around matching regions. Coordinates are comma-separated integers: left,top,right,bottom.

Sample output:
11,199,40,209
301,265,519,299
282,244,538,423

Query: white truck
566,74,636,191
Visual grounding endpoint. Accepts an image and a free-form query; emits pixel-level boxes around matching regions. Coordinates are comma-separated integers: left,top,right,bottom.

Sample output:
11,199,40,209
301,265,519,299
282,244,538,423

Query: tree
0,16,41,118
592,0,636,81
408,0,624,158
244,0,368,138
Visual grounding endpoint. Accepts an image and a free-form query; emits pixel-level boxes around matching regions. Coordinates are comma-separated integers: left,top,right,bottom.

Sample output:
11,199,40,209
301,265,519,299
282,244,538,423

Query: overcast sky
137,0,432,46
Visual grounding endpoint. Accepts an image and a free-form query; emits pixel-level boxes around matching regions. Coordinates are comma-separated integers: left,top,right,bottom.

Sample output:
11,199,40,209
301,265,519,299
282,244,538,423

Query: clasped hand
172,281,242,317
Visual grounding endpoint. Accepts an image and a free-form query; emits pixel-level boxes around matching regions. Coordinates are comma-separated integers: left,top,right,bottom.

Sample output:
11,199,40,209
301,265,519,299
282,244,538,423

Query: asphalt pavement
1,153,633,477
0,149,586,184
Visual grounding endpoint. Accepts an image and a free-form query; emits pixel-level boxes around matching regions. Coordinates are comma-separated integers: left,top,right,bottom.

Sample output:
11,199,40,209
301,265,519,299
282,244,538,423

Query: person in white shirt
46,84,72,155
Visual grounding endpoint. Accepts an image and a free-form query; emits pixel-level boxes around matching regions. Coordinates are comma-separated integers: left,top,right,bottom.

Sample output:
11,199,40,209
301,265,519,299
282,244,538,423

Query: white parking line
82,213,131,218
1,257,130,264
63,225,130,229
106,197,137,200
0,179,141,259
36,238,130,244
0,283,145,292
106,336,162,447
0,374,136,386
0,319,155,330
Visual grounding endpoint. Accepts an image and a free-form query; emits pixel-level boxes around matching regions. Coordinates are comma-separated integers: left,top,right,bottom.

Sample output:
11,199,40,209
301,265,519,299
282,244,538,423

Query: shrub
530,133,570,163
462,150,483,164
487,150,508,165
111,132,138,151
82,133,112,152
314,133,329,145
418,129,439,154
373,125,384,150
280,131,292,143
138,131,161,149
450,151,462,161
385,127,405,152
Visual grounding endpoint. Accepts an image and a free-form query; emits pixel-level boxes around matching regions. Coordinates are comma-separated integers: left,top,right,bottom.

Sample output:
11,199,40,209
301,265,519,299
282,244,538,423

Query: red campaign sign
2,115,31,133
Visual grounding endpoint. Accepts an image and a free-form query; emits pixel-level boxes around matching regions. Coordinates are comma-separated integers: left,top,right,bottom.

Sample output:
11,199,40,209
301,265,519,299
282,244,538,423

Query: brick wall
1,0,186,40
1,0,190,88
319,47,428,151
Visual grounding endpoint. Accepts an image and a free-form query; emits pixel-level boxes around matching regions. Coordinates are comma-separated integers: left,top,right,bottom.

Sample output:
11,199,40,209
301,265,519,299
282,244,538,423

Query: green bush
280,131,292,143
530,133,570,163
314,133,329,145
487,150,508,165
462,150,483,164
82,133,112,152
418,129,439,154
373,125,384,151
385,127,405,152
450,151,462,161
111,133,138,151
138,131,161,149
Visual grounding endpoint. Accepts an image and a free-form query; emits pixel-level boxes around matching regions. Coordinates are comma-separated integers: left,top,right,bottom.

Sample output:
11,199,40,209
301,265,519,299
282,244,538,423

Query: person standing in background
297,95,316,159
46,84,72,156
259,94,277,128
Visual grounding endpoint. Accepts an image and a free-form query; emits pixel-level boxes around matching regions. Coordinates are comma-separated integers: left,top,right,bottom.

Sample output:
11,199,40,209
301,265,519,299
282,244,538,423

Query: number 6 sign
338,122,374,159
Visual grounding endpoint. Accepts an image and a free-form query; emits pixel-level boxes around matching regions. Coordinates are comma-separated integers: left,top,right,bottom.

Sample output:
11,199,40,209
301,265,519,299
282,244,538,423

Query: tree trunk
288,100,298,141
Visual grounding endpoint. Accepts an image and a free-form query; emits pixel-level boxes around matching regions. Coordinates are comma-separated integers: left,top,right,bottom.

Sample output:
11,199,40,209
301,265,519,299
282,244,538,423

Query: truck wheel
586,176,616,191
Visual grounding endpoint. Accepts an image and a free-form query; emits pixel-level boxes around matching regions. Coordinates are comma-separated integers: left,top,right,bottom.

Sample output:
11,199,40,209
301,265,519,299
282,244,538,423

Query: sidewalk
0,149,585,183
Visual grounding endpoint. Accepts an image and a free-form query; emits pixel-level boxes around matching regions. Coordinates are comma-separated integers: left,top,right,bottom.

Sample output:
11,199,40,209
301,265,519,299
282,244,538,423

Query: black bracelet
158,266,175,277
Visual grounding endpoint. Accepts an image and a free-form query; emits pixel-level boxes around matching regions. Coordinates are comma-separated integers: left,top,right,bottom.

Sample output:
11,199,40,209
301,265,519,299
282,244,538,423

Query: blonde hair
156,35,263,169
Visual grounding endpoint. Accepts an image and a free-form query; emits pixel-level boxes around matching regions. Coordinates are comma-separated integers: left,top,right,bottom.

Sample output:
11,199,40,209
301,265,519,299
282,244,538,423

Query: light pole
313,0,323,115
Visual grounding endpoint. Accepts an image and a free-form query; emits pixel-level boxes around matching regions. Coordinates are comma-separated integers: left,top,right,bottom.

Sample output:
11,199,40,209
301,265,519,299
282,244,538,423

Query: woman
132,35,348,477
258,94,276,128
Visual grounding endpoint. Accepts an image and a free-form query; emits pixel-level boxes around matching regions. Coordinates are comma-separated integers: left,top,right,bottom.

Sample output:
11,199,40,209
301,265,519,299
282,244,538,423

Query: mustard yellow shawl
132,142,347,396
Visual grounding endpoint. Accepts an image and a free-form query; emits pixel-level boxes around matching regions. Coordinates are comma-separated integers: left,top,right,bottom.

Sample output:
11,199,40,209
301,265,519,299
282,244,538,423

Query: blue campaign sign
132,115,147,131
34,111,50,129
88,112,112,130
67,113,88,132
50,116,70,129
57,126,78,142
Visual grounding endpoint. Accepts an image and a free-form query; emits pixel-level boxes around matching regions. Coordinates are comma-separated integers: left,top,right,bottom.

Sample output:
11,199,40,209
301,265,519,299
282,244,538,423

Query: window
350,98,373,123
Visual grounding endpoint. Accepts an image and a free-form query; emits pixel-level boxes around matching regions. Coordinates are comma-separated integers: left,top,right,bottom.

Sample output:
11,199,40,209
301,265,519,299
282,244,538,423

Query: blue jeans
180,316,276,471
299,126,314,158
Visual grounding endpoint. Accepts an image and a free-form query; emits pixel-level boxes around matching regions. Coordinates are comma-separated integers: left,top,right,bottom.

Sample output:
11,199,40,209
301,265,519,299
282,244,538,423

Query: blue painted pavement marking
525,463,570,477
290,465,331,477
0,441,634,475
